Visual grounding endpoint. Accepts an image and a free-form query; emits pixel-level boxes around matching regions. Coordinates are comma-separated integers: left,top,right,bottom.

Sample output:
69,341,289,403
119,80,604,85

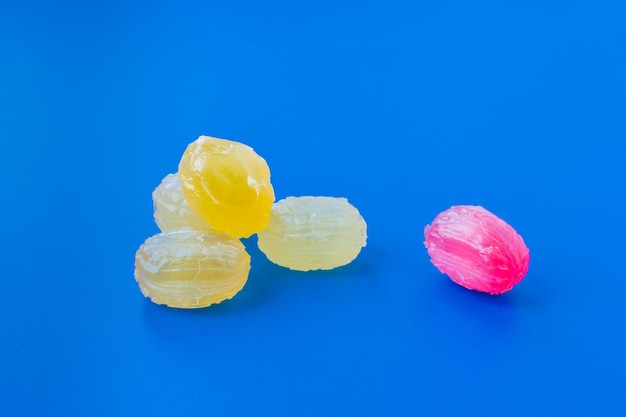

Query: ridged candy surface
423,205,530,295
257,196,367,271
178,135,275,238
134,229,251,308
152,173,212,232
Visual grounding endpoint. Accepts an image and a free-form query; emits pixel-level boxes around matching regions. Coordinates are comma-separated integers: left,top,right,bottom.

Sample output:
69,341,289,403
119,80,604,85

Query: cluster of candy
134,136,368,308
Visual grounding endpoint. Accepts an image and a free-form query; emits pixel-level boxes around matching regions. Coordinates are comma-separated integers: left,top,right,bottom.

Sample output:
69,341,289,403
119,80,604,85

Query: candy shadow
419,276,519,342
139,287,270,346
242,244,380,303
139,284,261,325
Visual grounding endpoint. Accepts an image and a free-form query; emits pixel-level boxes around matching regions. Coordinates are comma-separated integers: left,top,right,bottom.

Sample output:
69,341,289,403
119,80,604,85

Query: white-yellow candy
134,229,250,308
257,196,367,271
152,173,212,232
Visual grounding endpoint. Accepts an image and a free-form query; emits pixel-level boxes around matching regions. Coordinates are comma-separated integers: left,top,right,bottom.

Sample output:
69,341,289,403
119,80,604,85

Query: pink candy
424,205,530,295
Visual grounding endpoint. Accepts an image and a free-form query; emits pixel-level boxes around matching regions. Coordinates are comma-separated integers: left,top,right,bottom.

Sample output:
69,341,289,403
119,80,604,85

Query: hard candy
257,196,367,271
424,205,530,294
134,229,251,308
178,135,274,238
152,173,212,232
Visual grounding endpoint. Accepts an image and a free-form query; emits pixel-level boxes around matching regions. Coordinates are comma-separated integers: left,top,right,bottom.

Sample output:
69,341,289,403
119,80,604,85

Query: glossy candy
152,173,212,232
134,229,251,308
423,205,530,295
178,135,275,238
257,196,367,271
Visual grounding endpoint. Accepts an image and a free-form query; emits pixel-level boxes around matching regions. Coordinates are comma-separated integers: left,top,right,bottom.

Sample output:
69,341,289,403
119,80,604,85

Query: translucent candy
257,196,367,271
134,229,251,308
178,135,275,238
152,173,212,232
423,205,530,295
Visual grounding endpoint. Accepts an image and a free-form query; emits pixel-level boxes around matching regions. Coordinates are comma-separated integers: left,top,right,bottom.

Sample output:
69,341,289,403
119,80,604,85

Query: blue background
1,0,625,415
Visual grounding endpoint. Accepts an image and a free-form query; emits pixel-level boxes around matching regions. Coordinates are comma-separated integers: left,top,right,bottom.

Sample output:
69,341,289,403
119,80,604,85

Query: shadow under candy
416,276,522,356
141,236,380,343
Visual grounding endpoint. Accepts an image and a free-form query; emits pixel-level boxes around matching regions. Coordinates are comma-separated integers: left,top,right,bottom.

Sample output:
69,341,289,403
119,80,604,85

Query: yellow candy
178,136,275,238
257,196,367,271
134,229,251,308
152,173,212,232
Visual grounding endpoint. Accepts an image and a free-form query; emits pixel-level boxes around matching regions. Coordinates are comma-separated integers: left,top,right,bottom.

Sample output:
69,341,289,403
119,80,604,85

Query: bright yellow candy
178,136,275,238
134,229,251,308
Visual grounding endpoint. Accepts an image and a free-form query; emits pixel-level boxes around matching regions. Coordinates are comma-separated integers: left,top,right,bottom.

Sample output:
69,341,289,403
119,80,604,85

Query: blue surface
1,1,625,415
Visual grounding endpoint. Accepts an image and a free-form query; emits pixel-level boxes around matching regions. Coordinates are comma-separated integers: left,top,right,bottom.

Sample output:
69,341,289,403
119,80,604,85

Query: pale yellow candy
257,196,367,271
152,173,212,232
134,229,250,308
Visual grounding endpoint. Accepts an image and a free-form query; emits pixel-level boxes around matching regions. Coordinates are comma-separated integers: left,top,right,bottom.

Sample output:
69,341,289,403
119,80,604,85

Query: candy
152,173,212,232
134,229,251,308
257,196,367,271
178,136,275,238
423,205,529,294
